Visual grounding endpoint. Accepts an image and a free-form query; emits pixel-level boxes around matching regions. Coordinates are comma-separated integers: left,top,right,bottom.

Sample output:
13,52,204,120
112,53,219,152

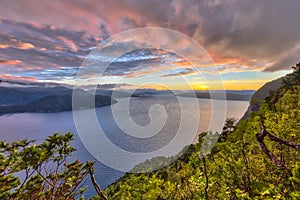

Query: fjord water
0,97,249,197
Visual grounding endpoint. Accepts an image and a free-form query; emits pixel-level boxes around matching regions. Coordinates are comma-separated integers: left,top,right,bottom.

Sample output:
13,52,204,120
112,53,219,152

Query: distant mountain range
0,86,117,115
0,86,256,115
124,89,255,101
0,95,116,115
0,86,74,106
177,90,255,101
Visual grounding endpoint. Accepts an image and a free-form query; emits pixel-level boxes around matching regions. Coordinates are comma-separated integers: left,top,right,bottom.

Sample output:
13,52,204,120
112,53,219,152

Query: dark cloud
264,46,300,72
189,0,300,71
101,0,300,71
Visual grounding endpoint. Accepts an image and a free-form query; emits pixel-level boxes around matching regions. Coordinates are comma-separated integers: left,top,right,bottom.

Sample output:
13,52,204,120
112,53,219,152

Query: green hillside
100,65,300,199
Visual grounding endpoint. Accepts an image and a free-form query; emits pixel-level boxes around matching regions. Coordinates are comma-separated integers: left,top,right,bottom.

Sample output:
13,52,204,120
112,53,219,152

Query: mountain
251,77,284,101
241,77,284,120
0,86,75,105
117,89,255,100
0,86,117,115
95,89,132,98
131,89,177,97
0,94,116,115
178,90,255,101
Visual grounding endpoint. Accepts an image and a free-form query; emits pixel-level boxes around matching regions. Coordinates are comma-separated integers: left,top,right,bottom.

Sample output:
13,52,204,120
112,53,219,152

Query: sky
0,0,299,90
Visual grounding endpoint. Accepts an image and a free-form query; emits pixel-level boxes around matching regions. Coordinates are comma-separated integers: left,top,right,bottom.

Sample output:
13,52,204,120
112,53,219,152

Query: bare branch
87,162,108,200
256,117,300,169
36,166,56,189
256,123,286,169
267,132,300,152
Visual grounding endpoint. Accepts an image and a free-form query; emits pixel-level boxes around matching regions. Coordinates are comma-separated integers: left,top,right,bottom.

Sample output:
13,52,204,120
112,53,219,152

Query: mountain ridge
0,85,117,115
241,77,284,120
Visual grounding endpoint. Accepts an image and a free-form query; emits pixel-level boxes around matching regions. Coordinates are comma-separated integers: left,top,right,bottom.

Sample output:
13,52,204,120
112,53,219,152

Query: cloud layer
0,0,299,87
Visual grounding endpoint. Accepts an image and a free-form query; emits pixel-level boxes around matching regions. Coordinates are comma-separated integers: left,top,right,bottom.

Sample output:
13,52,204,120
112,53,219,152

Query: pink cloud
0,59,22,65
0,41,35,49
0,73,37,82
0,0,299,80
57,36,78,52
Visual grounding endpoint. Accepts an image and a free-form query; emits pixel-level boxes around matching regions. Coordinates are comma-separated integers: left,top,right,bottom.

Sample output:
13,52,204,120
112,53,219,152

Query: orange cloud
171,60,192,67
0,74,37,82
0,59,22,65
57,36,78,52
208,51,243,65
0,42,35,50
18,42,35,49
207,52,269,73
0,44,9,48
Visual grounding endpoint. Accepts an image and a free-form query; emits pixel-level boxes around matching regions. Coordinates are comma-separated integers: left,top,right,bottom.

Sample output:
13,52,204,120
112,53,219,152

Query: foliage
103,67,300,199
0,132,99,200
282,62,300,89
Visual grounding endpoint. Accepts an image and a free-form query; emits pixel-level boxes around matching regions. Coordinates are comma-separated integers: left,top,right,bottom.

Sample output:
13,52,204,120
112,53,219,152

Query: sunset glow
0,0,298,90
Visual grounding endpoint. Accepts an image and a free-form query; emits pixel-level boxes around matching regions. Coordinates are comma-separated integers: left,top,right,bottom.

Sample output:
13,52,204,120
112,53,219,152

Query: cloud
18,42,35,49
0,59,22,65
0,73,73,87
80,48,183,78
0,44,10,48
0,42,34,50
263,44,300,72
161,68,195,77
0,0,299,88
0,19,101,82
0,73,37,84
57,36,78,52
187,0,300,71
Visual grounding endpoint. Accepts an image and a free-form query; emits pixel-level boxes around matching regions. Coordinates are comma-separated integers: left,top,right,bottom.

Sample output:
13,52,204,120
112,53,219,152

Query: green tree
0,132,107,200
219,118,237,141
282,62,300,89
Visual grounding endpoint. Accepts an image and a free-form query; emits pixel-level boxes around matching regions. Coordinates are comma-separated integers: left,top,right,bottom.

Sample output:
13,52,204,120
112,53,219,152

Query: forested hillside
101,64,300,199
0,94,116,115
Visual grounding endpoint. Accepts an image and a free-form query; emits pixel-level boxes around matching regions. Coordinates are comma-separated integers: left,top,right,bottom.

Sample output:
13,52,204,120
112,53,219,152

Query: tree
219,118,236,141
282,62,300,89
0,132,107,200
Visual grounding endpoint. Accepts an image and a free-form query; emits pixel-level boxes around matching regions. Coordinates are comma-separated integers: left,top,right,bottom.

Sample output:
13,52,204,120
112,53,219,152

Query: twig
255,116,300,169
87,162,108,200
256,123,286,168
267,132,300,152
65,170,89,198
